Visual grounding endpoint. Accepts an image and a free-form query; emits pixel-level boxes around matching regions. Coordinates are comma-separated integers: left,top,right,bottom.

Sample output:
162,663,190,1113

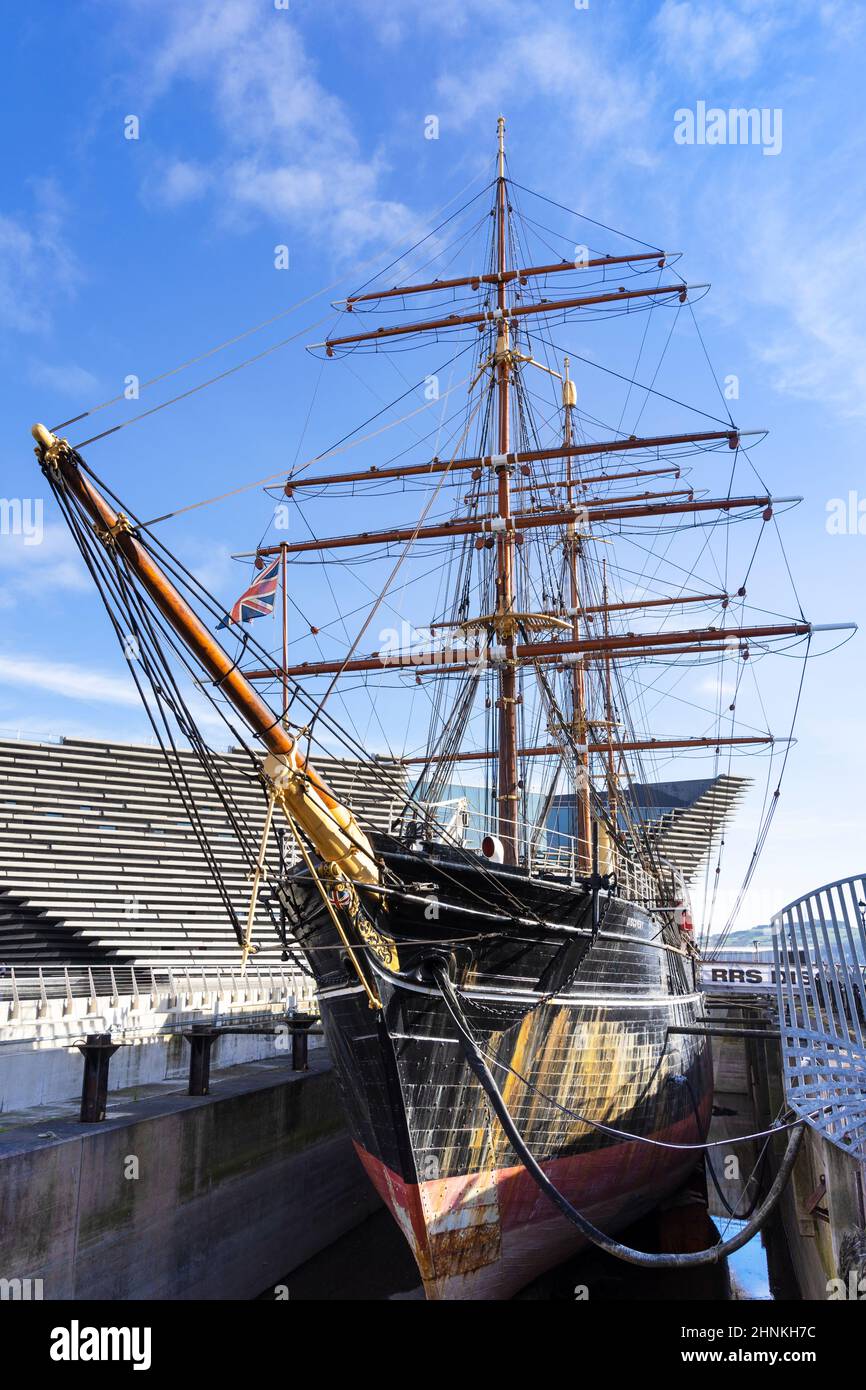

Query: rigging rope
132,365,477,526
53,172,494,434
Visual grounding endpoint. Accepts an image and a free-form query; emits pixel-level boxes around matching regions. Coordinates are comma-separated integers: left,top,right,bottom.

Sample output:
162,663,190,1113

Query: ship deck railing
396,799,668,911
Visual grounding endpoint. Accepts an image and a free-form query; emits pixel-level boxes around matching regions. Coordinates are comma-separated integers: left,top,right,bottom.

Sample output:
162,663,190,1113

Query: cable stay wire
52,170,494,434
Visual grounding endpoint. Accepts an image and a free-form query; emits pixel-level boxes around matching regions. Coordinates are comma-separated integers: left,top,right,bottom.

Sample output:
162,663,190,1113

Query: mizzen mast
561,358,592,873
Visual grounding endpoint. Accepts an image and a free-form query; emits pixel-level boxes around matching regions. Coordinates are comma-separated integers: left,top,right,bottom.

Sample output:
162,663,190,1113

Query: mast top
497,115,506,178
563,356,576,409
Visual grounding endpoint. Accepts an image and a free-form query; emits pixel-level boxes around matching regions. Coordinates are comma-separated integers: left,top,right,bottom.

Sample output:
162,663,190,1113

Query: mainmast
237,120,851,885
493,116,520,864
602,559,618,831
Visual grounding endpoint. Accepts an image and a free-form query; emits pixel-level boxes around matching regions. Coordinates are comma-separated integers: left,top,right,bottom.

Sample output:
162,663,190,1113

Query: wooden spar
510,486,697,510
571,591,729,619
342,250,670,306
255,620,811,679
30,425,380,889
257,493,784,556
428,591,730,629
511,620,809,659
247,641,748,682
281,429,742,492
399,734,776,765
281,486,701,533
466,466,683,502
321,283,697,353
562,359,591,871
494,115,519,863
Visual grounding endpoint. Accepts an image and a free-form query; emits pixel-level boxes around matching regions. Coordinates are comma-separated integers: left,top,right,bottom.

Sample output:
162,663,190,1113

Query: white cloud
135,0,422,251
29,362,100,397
146,158,213,208
434,19,657,166
0,180,81,333
0,523,90,609
728,196,866,418
179,539,236,600
348,0,475,46
115,0,866,424
695,674,738,698
0,649,230,737
653,0,783,80
0,653,141,707
817,0,866,45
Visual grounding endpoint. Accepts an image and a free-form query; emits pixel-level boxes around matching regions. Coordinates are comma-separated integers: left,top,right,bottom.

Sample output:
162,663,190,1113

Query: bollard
289,1013,318,1071
76,1033,121,1122
184,1024,220,1096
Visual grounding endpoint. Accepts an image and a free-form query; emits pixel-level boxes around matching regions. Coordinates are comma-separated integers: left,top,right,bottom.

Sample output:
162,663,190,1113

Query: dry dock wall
0,1054,380,1300
708,1001,866,1300
779,1123,866,1301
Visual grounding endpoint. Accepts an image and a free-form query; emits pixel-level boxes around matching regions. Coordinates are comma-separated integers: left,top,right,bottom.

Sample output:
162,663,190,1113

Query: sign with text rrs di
699,960,778,993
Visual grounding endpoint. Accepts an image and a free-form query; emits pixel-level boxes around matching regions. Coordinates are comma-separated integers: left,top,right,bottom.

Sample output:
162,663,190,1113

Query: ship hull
354,1104,707,1300
285,841,712,1299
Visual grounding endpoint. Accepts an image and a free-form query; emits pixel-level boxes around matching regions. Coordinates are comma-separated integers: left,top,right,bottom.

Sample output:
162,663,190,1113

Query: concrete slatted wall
0,737,405,968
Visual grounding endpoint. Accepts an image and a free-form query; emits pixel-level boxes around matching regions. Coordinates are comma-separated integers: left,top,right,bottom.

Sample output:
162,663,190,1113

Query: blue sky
1,0,864,932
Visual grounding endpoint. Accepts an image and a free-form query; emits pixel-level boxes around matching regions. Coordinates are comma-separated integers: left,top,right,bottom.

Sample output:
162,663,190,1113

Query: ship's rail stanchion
76,1032,122,1122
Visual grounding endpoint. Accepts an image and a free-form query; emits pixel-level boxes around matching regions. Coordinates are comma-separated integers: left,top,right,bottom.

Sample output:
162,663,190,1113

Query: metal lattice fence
772,874,866,1158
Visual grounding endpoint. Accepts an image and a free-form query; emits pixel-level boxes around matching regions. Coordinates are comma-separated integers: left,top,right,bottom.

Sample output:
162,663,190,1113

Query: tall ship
30,120,846,1299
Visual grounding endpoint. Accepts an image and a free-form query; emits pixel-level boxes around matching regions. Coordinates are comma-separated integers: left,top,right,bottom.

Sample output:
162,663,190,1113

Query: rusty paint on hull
286,837,713,1299
356,1086,712,1299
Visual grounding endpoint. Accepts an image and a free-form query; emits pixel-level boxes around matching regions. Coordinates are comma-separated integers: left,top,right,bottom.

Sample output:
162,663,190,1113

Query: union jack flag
218,557,280,629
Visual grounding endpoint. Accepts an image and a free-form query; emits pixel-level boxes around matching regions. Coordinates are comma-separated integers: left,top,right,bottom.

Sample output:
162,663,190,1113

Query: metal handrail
772,872,866,1157
0,961,305,1003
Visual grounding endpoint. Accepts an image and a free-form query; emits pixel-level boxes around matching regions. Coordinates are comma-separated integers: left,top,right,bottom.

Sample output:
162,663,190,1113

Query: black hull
285,839,712,1298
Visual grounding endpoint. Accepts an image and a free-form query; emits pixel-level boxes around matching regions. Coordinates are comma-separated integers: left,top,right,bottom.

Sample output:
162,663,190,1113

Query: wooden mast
213,126,844,879
562,359,592,872
494,115,520,864
603,559,618,831
280,542,289,721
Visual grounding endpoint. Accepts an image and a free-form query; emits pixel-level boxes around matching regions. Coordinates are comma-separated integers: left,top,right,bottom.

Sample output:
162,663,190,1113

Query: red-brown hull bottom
354,1099,711,1299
